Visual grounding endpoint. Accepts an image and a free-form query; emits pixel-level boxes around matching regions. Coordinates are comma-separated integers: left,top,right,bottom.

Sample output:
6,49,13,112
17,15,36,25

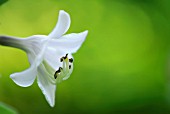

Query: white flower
0,10,88,107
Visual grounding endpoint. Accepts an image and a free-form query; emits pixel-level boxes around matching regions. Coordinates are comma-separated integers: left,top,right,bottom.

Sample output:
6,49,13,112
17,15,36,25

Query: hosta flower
0,10,88,107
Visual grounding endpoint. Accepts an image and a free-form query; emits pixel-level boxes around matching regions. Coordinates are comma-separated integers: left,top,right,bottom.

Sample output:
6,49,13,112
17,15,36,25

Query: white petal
49,30,88,53
48,10,71,38
10,63,37,87
37,64,56,107
9,35,48,87
44,47,69,70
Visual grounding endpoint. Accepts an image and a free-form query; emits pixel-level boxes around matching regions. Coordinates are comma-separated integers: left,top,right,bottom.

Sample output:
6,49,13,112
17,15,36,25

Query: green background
0,0,170,114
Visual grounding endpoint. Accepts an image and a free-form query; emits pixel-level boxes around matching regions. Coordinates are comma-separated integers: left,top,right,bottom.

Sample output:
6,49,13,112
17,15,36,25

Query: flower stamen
69,65,71,69
54,54,73,80
54,67,62,79
63,53,68,60
69,58,73,63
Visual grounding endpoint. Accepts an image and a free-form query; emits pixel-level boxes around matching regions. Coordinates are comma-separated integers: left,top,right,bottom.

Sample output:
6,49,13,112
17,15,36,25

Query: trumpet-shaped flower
0,10,88,107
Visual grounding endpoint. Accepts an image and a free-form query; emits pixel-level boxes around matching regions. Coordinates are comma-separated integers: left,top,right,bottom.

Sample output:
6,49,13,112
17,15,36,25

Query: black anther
54,67,62,79
69,65,71,69
60,58,63,62
69,58,73,63
63,53,68,59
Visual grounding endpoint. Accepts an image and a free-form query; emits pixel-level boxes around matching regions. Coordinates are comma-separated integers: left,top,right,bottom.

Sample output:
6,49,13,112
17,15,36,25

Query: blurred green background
0,0,170,114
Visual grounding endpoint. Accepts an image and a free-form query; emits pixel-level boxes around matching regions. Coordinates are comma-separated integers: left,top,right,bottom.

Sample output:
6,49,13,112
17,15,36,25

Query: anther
69,58,73,63
69,65,71,69
54,73,58,79
60,58,63,62
54,67,62,79
63,53,68,59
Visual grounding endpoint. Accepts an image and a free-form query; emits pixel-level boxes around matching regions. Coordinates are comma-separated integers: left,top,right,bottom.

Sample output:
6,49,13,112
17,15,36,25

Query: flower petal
49,30,88,53
44,47,69,70
48,10,70,38
37,64,56,107
10,63,37,87
8,35,49,87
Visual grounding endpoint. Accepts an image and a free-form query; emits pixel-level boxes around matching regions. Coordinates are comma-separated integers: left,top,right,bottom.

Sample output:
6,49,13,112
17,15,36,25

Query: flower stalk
0,36,26,50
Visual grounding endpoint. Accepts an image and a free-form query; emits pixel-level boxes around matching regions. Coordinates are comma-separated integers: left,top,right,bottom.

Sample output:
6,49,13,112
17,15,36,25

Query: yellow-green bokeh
0,0,170,114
